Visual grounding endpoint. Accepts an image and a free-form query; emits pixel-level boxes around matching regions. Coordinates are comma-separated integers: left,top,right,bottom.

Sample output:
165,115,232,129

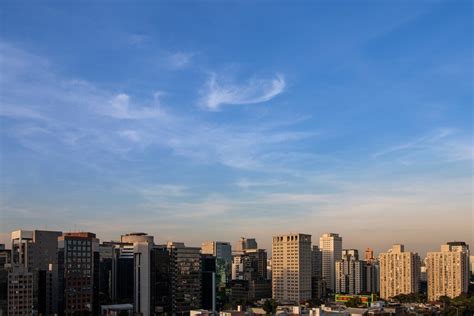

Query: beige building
426,242,470,301
272,233,312,303
379,244,420,299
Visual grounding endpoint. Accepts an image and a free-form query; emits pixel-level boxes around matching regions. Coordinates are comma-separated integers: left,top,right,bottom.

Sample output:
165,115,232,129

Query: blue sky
0,0,472,256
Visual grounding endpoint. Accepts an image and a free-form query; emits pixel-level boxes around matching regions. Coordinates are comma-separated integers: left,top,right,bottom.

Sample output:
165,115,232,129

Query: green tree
263,299,278,315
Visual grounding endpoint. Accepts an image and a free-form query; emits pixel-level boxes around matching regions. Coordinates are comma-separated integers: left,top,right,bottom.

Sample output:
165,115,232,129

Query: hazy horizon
0,1,472,256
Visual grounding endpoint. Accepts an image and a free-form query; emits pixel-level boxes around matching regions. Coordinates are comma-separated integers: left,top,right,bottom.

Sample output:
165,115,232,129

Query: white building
319,233,342,291
130,234,154,316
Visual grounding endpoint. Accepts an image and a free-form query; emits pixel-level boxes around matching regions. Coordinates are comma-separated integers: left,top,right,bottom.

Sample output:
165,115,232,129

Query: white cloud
200,73,285,110
0,104,48,121
118,130,141,142
101,93,165,119
127,33,149,46
168,52,194,69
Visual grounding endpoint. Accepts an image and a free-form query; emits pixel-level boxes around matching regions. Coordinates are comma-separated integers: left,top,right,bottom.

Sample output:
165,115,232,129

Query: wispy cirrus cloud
200,73,285,111
168,51,195,69
0,41,310,172
373,128,473,164
100,93,165,120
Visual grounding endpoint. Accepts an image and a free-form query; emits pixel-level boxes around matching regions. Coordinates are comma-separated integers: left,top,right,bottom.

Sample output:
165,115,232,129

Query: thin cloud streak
373,128,473,164
200,73,285,110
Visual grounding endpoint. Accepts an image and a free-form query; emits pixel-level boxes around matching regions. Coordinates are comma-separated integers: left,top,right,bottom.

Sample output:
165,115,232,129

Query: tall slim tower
319,233,342,291
427,242,469,301
272,233,312,303
379,244,420,299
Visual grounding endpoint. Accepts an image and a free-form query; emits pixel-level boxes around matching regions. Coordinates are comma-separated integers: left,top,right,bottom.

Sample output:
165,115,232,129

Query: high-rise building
167,242,202,313
245,249,267,281
319,233,342,291
365,260,380,294
201,241,232,287
426,242,470,301
99,243,114,303
150,245,171,314
201,254,216,311
11,229,62,314
7,264,33,316
311,246,325,299
342,249,359,260
114,243,134,304
230,247,270,302
379,244,420,299
58,232,100,315
0,245,11,315
272,233,312,303
132,234,155,316
335,251,366,294
364,248,375,262
233,238,258,254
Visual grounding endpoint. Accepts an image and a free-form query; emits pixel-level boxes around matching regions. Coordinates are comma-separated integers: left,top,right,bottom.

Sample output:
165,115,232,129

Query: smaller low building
100,304,133,315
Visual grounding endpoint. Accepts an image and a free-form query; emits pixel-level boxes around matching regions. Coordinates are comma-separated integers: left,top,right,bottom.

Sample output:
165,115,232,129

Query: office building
99,243,114,303
426,242,470,301
319,233,342,291
150,245,171,314
167,242,202,313
114,243,134,304
202,254,216,311
272,233,312,303
379,244,420,299
58,232,100,315
249,279,272,301
11,229,62,314
311,246,325,299
0,246,11,315
201,241,232,287
132,234,155,316
7,264,33,316
233,238,258,254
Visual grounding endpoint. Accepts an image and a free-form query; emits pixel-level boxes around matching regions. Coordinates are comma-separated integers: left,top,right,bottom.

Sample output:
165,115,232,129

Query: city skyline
0,1,472,256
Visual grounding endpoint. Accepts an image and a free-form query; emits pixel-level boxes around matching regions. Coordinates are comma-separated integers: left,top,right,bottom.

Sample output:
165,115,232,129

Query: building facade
7,264,33,316
167,242,202,313
11,229,62,314
379,244,420,299
335,250,366,295
201,241,232,288
58,232,100,315
319,233,342,292
365,260,380,294
426,242,470,301
272,233,312,303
